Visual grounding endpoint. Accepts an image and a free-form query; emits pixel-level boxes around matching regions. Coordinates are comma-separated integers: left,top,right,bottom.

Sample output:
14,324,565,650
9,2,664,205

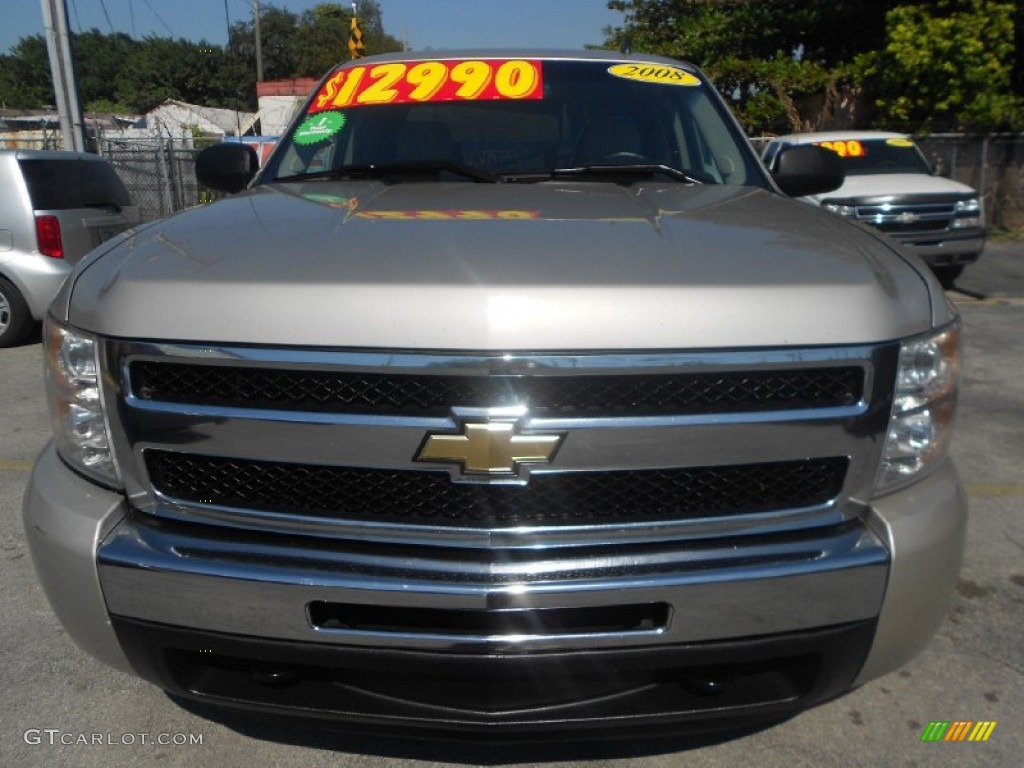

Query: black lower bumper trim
112,617,875,737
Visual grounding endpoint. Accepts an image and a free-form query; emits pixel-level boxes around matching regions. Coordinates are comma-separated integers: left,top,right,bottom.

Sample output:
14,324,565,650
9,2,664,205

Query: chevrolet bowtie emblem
415,421,564,476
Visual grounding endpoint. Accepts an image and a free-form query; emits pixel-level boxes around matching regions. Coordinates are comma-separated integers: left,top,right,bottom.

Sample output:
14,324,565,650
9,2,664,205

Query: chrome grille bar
101,341,898,548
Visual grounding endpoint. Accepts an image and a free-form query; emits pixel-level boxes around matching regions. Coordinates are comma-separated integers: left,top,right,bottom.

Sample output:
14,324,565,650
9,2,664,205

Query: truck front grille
107,342,895,544
852,201,955,233
130,361,863,417
146,450,848,528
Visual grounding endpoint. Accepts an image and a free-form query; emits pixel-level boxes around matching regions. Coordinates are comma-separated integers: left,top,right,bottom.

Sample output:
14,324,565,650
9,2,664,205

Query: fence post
978,135,990,226
157,134,173,217
168,138,181,212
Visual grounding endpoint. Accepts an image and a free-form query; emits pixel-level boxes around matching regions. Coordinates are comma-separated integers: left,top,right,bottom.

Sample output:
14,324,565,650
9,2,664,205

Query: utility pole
253,0,264,82
40,0,85,151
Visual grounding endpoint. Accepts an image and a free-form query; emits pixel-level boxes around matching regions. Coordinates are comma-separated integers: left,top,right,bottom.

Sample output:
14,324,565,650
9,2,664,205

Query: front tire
0,277,34,348
932,264,964,289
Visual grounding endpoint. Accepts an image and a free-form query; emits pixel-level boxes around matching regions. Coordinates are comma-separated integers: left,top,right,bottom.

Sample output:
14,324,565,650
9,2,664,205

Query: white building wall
258,95,305,136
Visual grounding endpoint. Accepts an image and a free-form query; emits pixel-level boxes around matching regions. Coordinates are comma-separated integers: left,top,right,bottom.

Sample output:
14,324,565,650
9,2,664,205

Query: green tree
344,0,403,58
855,0,1024,131
711,55,847,135
114,37,248,113
1014,2,1024,99
598,0,929,132
294,3,360,77
602,0,1023,133
0,35,52,108
604,0,897,69
0,31,142,111
227,1,402,85
227,5,302,83
599,1,900,133
72,29,140,112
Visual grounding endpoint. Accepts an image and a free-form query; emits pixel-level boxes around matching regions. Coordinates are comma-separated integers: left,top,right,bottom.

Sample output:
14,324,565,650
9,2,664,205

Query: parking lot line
0,459,34,471
965,482,1024,497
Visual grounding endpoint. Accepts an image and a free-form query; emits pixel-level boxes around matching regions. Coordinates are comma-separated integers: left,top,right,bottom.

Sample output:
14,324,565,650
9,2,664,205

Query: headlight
951,197,982,228
823,203,856,217
44,317,121,487
876,324,960,493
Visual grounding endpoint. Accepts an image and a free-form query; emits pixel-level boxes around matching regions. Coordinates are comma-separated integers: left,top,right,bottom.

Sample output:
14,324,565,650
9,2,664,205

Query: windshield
262,58,763,186
813,137,932,176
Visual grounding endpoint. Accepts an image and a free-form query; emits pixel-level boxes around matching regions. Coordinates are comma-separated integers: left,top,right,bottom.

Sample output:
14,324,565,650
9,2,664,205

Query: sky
1,0,624,55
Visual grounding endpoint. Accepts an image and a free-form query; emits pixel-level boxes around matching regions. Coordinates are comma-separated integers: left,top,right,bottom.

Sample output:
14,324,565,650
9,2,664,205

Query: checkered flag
348,15,365,60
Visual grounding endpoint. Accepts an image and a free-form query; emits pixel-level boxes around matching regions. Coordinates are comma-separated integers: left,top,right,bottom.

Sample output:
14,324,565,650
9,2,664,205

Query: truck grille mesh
853,201,955,233
130,362,863,417
146,451,848,528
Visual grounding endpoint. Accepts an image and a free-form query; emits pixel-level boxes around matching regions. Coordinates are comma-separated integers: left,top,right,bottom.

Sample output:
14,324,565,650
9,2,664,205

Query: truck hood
815,172,978,202
68,181,935,349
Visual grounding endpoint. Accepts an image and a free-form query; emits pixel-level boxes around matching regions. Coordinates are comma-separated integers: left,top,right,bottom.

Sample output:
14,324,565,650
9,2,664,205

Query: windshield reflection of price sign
309,59,544,113
816,139,866,157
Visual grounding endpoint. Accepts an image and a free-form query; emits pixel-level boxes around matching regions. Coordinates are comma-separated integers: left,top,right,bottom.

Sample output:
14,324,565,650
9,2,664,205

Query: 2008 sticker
607,63,701,86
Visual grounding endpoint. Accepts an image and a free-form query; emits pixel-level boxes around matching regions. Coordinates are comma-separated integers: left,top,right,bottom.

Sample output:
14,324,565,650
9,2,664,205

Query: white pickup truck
762,131,985,287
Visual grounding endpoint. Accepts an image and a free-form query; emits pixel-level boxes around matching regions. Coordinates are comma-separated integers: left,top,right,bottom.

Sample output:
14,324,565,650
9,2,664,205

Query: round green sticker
293,112,346,146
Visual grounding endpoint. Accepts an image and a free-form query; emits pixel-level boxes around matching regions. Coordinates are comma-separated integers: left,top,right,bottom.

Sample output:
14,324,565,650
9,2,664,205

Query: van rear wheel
0,277,33,347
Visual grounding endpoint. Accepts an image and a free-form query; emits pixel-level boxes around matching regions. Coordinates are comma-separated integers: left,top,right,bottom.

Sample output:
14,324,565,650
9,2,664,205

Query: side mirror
772,145,844,198
196,143,259,194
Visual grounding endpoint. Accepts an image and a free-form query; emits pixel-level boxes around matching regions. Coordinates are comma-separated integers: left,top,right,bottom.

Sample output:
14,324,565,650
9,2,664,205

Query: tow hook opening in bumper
307,601,671,637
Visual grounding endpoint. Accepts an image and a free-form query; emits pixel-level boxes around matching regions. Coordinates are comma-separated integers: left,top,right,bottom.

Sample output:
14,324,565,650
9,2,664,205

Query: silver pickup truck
24,51,965,738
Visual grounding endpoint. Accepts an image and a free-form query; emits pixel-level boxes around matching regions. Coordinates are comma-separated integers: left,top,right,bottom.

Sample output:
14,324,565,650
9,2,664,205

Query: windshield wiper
504,164,711,185
275,161,498,184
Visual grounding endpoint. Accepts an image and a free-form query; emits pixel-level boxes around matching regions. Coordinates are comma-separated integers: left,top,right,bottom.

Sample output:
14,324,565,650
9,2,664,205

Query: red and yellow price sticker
816,139,866,158
309,59,544,113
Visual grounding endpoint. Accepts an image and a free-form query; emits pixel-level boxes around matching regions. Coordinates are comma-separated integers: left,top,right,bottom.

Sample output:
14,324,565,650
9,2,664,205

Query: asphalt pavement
1,241,1022,767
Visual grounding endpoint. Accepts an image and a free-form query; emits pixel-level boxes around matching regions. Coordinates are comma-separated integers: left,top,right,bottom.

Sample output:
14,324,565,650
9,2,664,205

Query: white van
762,131,984,286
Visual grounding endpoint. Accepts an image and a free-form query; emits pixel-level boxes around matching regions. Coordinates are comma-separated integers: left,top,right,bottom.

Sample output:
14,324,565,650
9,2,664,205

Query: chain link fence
914,134,1023,231
5,132,1023,230
95,137,221,222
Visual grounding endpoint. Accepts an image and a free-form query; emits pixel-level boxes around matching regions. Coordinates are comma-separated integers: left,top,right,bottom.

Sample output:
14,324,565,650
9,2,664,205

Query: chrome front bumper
891,228,985,266
24,444,966,692
96,512,888,652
